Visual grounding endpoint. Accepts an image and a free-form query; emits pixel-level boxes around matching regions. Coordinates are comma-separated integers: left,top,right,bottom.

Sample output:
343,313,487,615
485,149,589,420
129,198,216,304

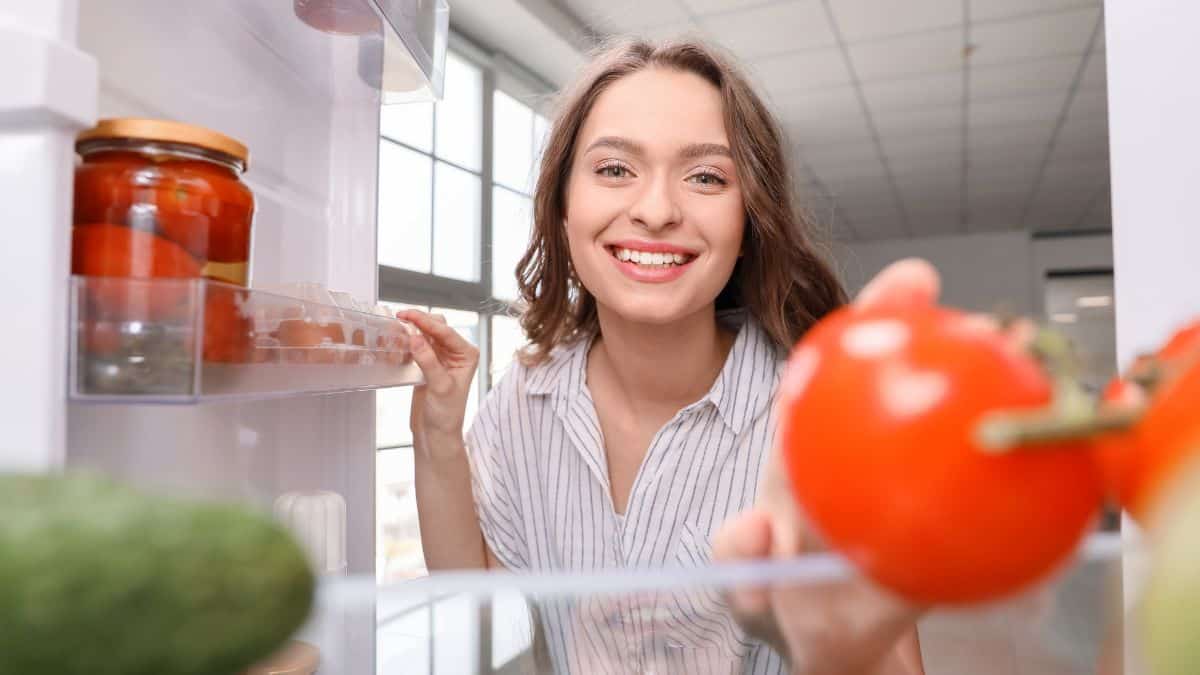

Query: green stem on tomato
975,326,1144,452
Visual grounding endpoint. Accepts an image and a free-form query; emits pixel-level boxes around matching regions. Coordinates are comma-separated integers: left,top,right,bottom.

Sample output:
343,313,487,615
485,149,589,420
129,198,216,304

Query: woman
400,38,924,673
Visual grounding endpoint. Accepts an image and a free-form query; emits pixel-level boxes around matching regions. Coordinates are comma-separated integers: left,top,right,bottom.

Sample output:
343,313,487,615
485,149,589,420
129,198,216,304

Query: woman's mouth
604,244,697,283
606,245,697,269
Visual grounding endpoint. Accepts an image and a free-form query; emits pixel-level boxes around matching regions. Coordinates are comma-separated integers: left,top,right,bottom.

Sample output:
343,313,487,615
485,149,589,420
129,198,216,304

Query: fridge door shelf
69,276,423,403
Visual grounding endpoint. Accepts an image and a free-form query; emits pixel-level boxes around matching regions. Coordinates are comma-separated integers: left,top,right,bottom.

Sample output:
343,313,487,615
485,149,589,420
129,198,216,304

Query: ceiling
542,0,1110,241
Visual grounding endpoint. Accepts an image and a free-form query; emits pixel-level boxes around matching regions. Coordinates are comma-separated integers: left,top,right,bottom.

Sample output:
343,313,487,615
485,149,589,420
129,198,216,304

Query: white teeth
612,247,691,267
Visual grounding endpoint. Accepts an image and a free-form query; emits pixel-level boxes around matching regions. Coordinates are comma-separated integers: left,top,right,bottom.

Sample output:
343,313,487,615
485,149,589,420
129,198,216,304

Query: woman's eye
597,163,630,178
687,172,726,186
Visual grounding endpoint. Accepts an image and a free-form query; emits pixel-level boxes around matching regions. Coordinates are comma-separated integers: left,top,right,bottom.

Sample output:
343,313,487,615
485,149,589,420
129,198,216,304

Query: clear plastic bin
69,276,423,402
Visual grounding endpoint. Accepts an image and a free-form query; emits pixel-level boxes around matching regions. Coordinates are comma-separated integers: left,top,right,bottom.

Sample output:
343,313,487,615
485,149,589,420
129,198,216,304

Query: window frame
376,32,551,442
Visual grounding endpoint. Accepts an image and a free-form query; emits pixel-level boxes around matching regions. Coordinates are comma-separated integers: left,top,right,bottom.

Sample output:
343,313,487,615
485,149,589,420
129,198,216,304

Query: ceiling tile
851,217,909,240
970,55,1082,100
849,27,962,81
906,209,962,236
632,21,707,42
969,172,1034,198
889,152,961,175
841,205,902,225
969,7,1101,66
565,0,691,31
682,0,770,15
895,172,960,198
822,174,895,199
969,207,1022,231
1040,158,1109,190
861,71,963,112
1079,49,1107,89
702,0,836,60
829,0,962,42
810,159,889,181
751,48,852,94
880,130,961,158
1048,135,1109,163
970,0,1100,23
969,191,1025,211
1055,114,1108,148
969,92,1067,128
799,141,879,169
924,217,968,237
1065,86,1108,122
874,105,962,135
969,123,1055,153
778,86,873,144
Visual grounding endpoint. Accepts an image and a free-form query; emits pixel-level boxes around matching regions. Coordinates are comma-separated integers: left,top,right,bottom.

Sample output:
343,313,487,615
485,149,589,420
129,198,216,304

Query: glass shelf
69,276,423,403
308,533,1126,674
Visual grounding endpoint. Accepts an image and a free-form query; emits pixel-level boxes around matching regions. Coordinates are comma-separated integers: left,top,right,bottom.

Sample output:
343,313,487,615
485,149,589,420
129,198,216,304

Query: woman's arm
401,310,495,571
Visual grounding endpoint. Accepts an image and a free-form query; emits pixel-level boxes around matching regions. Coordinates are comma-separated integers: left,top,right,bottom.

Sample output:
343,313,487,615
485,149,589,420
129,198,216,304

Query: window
375,45,551,583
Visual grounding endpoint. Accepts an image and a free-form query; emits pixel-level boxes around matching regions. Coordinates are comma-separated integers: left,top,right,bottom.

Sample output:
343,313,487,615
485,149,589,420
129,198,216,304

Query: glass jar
73,118,255,287
72,119,255,367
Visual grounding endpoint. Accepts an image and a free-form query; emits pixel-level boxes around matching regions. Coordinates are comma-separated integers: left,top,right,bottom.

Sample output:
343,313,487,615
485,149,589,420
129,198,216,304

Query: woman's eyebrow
582,137,732,161
584,136,645,156
678,142,732,161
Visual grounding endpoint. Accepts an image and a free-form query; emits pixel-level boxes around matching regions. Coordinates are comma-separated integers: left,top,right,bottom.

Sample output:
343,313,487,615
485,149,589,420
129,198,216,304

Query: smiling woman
404,37,924,675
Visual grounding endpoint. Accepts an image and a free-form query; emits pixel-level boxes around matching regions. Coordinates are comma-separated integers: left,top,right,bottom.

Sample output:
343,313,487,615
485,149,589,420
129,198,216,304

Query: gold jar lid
77,118,250,171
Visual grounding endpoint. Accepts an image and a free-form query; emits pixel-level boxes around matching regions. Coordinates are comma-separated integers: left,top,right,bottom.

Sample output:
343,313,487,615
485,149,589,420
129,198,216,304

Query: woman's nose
628,175,681,231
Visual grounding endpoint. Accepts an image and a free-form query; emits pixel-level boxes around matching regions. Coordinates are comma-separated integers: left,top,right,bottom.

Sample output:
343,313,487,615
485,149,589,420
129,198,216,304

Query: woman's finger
855,258,940,310
713,509,774,618
399,310,473,353
409,332,454,394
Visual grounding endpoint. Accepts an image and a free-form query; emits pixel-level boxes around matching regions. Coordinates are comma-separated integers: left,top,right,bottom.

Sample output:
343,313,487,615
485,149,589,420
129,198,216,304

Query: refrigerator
0,1,1133,673
2,0,446,672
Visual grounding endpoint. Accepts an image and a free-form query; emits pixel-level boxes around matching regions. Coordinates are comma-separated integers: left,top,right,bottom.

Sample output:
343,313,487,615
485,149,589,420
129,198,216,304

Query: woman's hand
398,310,480,458
713,258,1038,674
713,259,937,674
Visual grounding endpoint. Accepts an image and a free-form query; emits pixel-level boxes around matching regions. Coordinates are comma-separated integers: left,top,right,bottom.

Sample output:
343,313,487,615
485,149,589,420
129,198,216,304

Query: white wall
1104,3,1200,674
832,232,1113,318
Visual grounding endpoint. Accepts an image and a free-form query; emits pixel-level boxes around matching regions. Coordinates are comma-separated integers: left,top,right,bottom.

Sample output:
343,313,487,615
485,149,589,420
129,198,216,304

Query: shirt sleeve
464,367,528,570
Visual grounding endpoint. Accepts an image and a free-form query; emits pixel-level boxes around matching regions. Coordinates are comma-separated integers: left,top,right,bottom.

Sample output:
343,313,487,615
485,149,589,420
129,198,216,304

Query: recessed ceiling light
1051,312,1079,324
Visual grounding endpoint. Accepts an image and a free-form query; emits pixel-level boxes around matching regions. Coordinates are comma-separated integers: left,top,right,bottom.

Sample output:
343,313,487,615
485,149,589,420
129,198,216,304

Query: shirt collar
525,311,785,433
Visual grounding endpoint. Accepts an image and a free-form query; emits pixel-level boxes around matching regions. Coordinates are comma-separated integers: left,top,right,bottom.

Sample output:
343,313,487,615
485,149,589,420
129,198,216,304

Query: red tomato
71,223,201,320
202,285,253,364
153,166,254,263
1099,358,1200,523
779,303,1102,605
1094,321,1200,523
1158,320,1200,362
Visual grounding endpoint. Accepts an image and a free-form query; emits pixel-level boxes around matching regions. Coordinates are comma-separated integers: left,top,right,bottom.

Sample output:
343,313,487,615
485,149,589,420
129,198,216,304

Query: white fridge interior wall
59,1,446,671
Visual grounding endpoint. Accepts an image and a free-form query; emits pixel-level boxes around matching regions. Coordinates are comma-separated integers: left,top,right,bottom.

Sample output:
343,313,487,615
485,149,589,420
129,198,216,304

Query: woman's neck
589,304,736,410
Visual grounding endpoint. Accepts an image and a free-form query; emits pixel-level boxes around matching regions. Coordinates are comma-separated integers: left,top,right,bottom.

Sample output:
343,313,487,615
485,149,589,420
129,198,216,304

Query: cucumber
0,473,315,675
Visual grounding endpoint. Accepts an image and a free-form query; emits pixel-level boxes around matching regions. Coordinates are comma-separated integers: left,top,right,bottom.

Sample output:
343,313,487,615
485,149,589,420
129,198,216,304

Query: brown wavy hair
515,38,846,364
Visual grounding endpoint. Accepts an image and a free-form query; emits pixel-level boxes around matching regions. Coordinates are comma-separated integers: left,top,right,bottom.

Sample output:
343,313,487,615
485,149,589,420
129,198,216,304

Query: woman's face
565,67,745,327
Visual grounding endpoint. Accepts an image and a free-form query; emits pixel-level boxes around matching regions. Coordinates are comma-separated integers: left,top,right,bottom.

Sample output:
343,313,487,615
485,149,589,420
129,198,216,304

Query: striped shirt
465,312,789,674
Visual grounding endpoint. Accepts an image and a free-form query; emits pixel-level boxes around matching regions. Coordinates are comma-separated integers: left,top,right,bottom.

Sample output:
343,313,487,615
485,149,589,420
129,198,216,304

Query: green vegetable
0,473,315,675
1143,466,1200,675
